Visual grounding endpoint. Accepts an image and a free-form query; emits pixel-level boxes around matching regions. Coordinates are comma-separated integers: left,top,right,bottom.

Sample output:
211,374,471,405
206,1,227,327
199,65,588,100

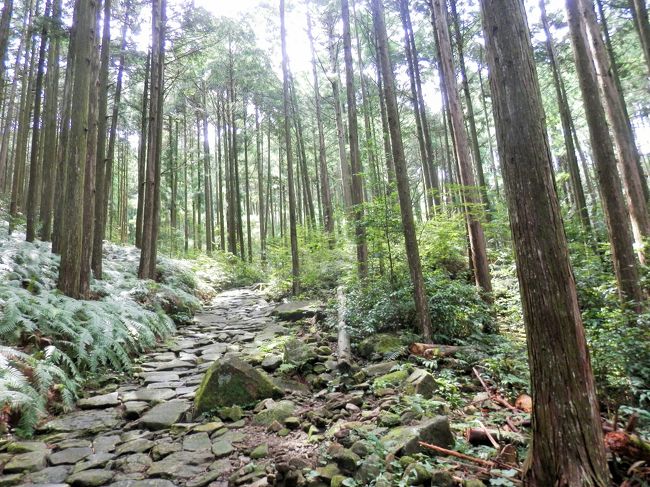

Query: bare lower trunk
480,1,611,484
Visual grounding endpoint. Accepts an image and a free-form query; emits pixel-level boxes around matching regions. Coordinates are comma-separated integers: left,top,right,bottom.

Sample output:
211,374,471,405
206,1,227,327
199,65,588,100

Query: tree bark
341,0,368,279
450,0,490,216
566,0,642,304
584,0,650,263
58,0,96,298
281,0,300,295
540,0,591,233
135,52,150,249
25,0,52,242
38,0,61,241
629,0,650,75
479,0,611,484
373,0,433,342
429,0,492,298
138,0,165,280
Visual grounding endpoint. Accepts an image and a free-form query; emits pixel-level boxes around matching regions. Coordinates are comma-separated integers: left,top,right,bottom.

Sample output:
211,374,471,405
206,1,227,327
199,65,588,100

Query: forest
0,0,649,485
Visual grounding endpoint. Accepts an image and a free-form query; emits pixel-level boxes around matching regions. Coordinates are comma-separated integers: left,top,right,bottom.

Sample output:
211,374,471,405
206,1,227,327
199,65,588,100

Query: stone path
0,289,300,487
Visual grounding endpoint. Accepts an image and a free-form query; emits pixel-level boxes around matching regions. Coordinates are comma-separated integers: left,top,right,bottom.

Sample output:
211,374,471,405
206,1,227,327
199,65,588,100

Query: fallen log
336,287,352,370
408,343,471,359
465,427,528,447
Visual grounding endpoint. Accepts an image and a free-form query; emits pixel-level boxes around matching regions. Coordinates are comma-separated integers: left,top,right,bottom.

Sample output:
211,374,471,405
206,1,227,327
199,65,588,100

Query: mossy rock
373,367,412,390
381,416,454,456
254,400,296,426
357,334,404,358
194,355,281,414
283,338,317,367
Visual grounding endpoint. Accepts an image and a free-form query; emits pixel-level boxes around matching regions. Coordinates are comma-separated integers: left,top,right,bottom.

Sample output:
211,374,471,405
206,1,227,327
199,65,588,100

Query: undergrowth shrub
265,228,353,300
344,271,491,343
0,231,204,436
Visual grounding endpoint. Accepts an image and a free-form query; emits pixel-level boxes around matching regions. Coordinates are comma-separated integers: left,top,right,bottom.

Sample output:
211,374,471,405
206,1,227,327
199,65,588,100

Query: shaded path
1,288,315,487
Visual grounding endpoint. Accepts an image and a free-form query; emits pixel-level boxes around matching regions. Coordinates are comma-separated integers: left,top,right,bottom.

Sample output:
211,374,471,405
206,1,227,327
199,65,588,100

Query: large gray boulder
381,416,454,456
194,355,281,414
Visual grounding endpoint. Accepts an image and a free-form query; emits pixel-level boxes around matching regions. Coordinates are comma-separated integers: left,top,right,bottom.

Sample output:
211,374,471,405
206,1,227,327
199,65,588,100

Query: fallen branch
419,441,496,469
336,287,352,370
473,367,520,412
465,427,528,447
440,457,524,485
420,441,524,473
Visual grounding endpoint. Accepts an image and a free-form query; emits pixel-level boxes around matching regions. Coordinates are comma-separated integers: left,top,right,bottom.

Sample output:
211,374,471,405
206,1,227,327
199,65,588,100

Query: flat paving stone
121,389,175,403
182,433,211,452
38,409,121,434
21,465,72,484
66,468,115,486
140,400,190,430
4,450,48,473
78,392,120,409
48,447,93,465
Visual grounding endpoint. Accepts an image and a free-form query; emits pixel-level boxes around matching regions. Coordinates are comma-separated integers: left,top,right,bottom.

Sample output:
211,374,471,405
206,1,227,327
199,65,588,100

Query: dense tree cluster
1,0,649,483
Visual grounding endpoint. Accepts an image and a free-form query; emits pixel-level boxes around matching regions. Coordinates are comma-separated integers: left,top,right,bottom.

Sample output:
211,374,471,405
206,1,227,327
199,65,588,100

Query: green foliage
265,228,353,299
344,271,491,342
0,234,207,436
418,212,468,278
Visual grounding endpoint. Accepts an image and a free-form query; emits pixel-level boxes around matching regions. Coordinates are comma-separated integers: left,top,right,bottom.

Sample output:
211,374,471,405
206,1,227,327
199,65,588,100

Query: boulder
362,361,399,378
357,334,403,358
404,369,437,398
272,301,324,321
66,468,115,486
381,416,454,456
4,450,47,473
194,355,281,413
261,354,283,372
283,339,317,367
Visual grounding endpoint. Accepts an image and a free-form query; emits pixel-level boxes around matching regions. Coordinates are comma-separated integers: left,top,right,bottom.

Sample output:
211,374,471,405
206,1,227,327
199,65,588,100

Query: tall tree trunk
217,98,225,251
256,105,266,258
25,0,52,242
629,0,650,75
403,0,440,206
585,0,650,262
450,0,490,215
566,0,643,304
480,0,611,484
373,0,433,342
183,109,189,253
540,0,591,232
477,51,500,199
58,0,96,298
429,0,492,298
202,89,213,255
399,0,434,216
52,0,75,253
39,0,61,241
9,0,38,229
80,7,101,296
138,0,165,280
341,0,368,278
326,23,353,210
135,52,150,249
243,99,252,262
281,0,300,294
0,0,13,106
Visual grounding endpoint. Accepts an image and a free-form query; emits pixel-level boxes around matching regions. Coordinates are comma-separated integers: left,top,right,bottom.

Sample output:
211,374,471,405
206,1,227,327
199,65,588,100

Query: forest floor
1,261,648,486
0,285,531,487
